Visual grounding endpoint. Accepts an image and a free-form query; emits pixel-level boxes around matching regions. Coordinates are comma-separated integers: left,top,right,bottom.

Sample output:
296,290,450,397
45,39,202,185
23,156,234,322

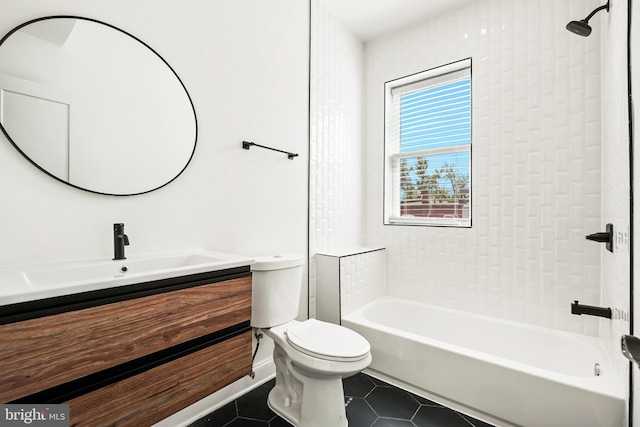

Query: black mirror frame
0,15,198,196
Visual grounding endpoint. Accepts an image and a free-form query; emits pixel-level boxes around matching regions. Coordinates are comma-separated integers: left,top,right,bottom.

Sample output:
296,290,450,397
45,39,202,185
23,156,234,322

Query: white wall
312,1,626,345
0,22,194,194
309,0,365,317
600,0,632,407
0,0,309,264
364,0,605,336
0,0,309,423
311,0,633,421
632,0,640,421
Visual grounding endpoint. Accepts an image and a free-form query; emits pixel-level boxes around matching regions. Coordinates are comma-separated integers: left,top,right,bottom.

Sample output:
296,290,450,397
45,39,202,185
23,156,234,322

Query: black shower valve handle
585,223,614,253
585,232,610,243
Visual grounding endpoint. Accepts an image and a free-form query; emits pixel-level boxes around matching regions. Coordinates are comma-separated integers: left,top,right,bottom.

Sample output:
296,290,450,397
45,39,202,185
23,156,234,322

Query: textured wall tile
364,0,604,335
309,0,366,315
329,249,386,316
600,0,631,388
312,2,628,388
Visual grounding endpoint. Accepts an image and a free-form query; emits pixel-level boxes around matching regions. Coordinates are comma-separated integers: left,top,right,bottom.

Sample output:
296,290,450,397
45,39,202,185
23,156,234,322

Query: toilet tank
250,254,304,328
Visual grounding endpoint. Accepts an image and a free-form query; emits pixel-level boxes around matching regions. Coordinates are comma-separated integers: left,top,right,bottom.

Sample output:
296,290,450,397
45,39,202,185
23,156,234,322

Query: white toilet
251,254,372,427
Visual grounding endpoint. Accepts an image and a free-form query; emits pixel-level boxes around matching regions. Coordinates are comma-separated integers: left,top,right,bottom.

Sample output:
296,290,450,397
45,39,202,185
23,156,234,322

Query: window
384,59,471,227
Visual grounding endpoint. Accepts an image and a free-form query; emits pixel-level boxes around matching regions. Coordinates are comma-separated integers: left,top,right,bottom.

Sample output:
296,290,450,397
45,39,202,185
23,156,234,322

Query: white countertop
0,249,255,307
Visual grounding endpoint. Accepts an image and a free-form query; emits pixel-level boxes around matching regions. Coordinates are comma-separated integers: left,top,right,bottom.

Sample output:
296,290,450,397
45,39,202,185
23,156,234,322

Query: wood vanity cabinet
0,266,253,427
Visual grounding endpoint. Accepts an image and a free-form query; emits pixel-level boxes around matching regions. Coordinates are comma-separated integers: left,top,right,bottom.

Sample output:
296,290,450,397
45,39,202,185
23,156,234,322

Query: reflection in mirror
0,16,197,195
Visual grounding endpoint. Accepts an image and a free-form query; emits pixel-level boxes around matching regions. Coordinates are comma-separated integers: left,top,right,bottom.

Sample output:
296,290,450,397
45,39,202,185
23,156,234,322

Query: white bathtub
342,297,625,427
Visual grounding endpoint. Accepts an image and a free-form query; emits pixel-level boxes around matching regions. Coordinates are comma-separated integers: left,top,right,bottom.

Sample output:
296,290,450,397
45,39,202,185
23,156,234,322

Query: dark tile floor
189,373,495,427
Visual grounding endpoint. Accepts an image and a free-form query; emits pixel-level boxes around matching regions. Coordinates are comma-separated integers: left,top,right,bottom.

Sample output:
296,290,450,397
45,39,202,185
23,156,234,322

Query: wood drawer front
0,276,251,402
66,331,252,427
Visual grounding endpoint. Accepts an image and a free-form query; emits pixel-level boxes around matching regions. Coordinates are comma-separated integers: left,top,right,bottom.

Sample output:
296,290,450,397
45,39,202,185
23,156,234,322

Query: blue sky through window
399,77,471,196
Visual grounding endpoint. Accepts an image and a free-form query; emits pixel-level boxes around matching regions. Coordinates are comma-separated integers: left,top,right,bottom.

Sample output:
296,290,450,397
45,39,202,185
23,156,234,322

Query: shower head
566,20,593,37
566,1,610,37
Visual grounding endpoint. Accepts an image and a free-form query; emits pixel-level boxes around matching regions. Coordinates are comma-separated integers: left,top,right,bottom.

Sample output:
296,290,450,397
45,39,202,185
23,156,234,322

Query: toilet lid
286,319,370,361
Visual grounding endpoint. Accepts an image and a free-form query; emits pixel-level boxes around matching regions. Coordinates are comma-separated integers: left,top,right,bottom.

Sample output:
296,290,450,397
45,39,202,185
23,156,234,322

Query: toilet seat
286,319,370,362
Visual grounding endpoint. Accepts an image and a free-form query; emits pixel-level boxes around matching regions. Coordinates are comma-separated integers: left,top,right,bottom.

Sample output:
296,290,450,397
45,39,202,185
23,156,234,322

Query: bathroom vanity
0,251,253,427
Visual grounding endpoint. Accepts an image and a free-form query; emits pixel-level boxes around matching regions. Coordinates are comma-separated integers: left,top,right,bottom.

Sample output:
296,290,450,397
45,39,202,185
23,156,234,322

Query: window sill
386,216,471,228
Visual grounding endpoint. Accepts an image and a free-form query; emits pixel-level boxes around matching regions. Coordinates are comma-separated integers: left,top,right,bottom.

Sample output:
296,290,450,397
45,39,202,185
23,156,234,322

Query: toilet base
264,343,347,427
267,372,348,427
260,322,371,427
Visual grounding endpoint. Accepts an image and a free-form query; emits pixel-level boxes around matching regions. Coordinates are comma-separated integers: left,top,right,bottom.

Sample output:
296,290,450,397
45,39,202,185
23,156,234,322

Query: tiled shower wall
339,249,386,316
364,0,604,336
309,0,365,317
600,0,631,390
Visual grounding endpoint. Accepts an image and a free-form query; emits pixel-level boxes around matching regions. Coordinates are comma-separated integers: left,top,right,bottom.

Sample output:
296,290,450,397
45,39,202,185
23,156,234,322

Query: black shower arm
583,3,609,23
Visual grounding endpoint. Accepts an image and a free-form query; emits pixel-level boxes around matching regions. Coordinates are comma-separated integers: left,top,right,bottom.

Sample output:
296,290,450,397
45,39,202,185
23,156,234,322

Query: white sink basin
0,249,254,306
25,253,227,288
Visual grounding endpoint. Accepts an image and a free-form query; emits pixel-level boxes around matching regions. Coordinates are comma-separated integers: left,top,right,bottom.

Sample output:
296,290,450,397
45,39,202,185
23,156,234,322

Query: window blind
385,60,471,226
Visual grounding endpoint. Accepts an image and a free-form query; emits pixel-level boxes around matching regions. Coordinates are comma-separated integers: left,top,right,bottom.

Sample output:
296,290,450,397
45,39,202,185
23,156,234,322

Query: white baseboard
153,358,276,427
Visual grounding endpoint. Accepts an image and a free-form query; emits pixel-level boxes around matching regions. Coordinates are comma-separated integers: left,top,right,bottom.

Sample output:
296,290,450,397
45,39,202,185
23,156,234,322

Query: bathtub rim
342,296,625,399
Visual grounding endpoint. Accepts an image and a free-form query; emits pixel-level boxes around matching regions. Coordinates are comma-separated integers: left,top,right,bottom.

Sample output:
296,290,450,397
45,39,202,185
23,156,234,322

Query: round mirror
0,16,197,195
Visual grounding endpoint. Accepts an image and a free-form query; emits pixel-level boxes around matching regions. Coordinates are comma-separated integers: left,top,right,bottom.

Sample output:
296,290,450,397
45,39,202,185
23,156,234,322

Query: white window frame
384,58,472,227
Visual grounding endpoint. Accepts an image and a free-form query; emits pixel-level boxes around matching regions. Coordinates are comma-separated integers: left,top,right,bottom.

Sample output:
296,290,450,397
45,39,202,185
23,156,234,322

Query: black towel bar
242,141,298,160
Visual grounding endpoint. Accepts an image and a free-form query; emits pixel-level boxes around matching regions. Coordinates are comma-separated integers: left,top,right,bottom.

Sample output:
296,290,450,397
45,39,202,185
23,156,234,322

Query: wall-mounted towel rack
242,141,298,160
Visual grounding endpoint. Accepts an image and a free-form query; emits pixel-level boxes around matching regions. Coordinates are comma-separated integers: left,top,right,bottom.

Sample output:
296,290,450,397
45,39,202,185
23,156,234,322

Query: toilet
251,254,371,427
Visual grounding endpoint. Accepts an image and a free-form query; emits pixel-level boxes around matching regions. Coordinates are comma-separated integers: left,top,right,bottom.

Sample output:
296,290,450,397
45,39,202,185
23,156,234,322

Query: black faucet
571,300,612,319
113,223,130,260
